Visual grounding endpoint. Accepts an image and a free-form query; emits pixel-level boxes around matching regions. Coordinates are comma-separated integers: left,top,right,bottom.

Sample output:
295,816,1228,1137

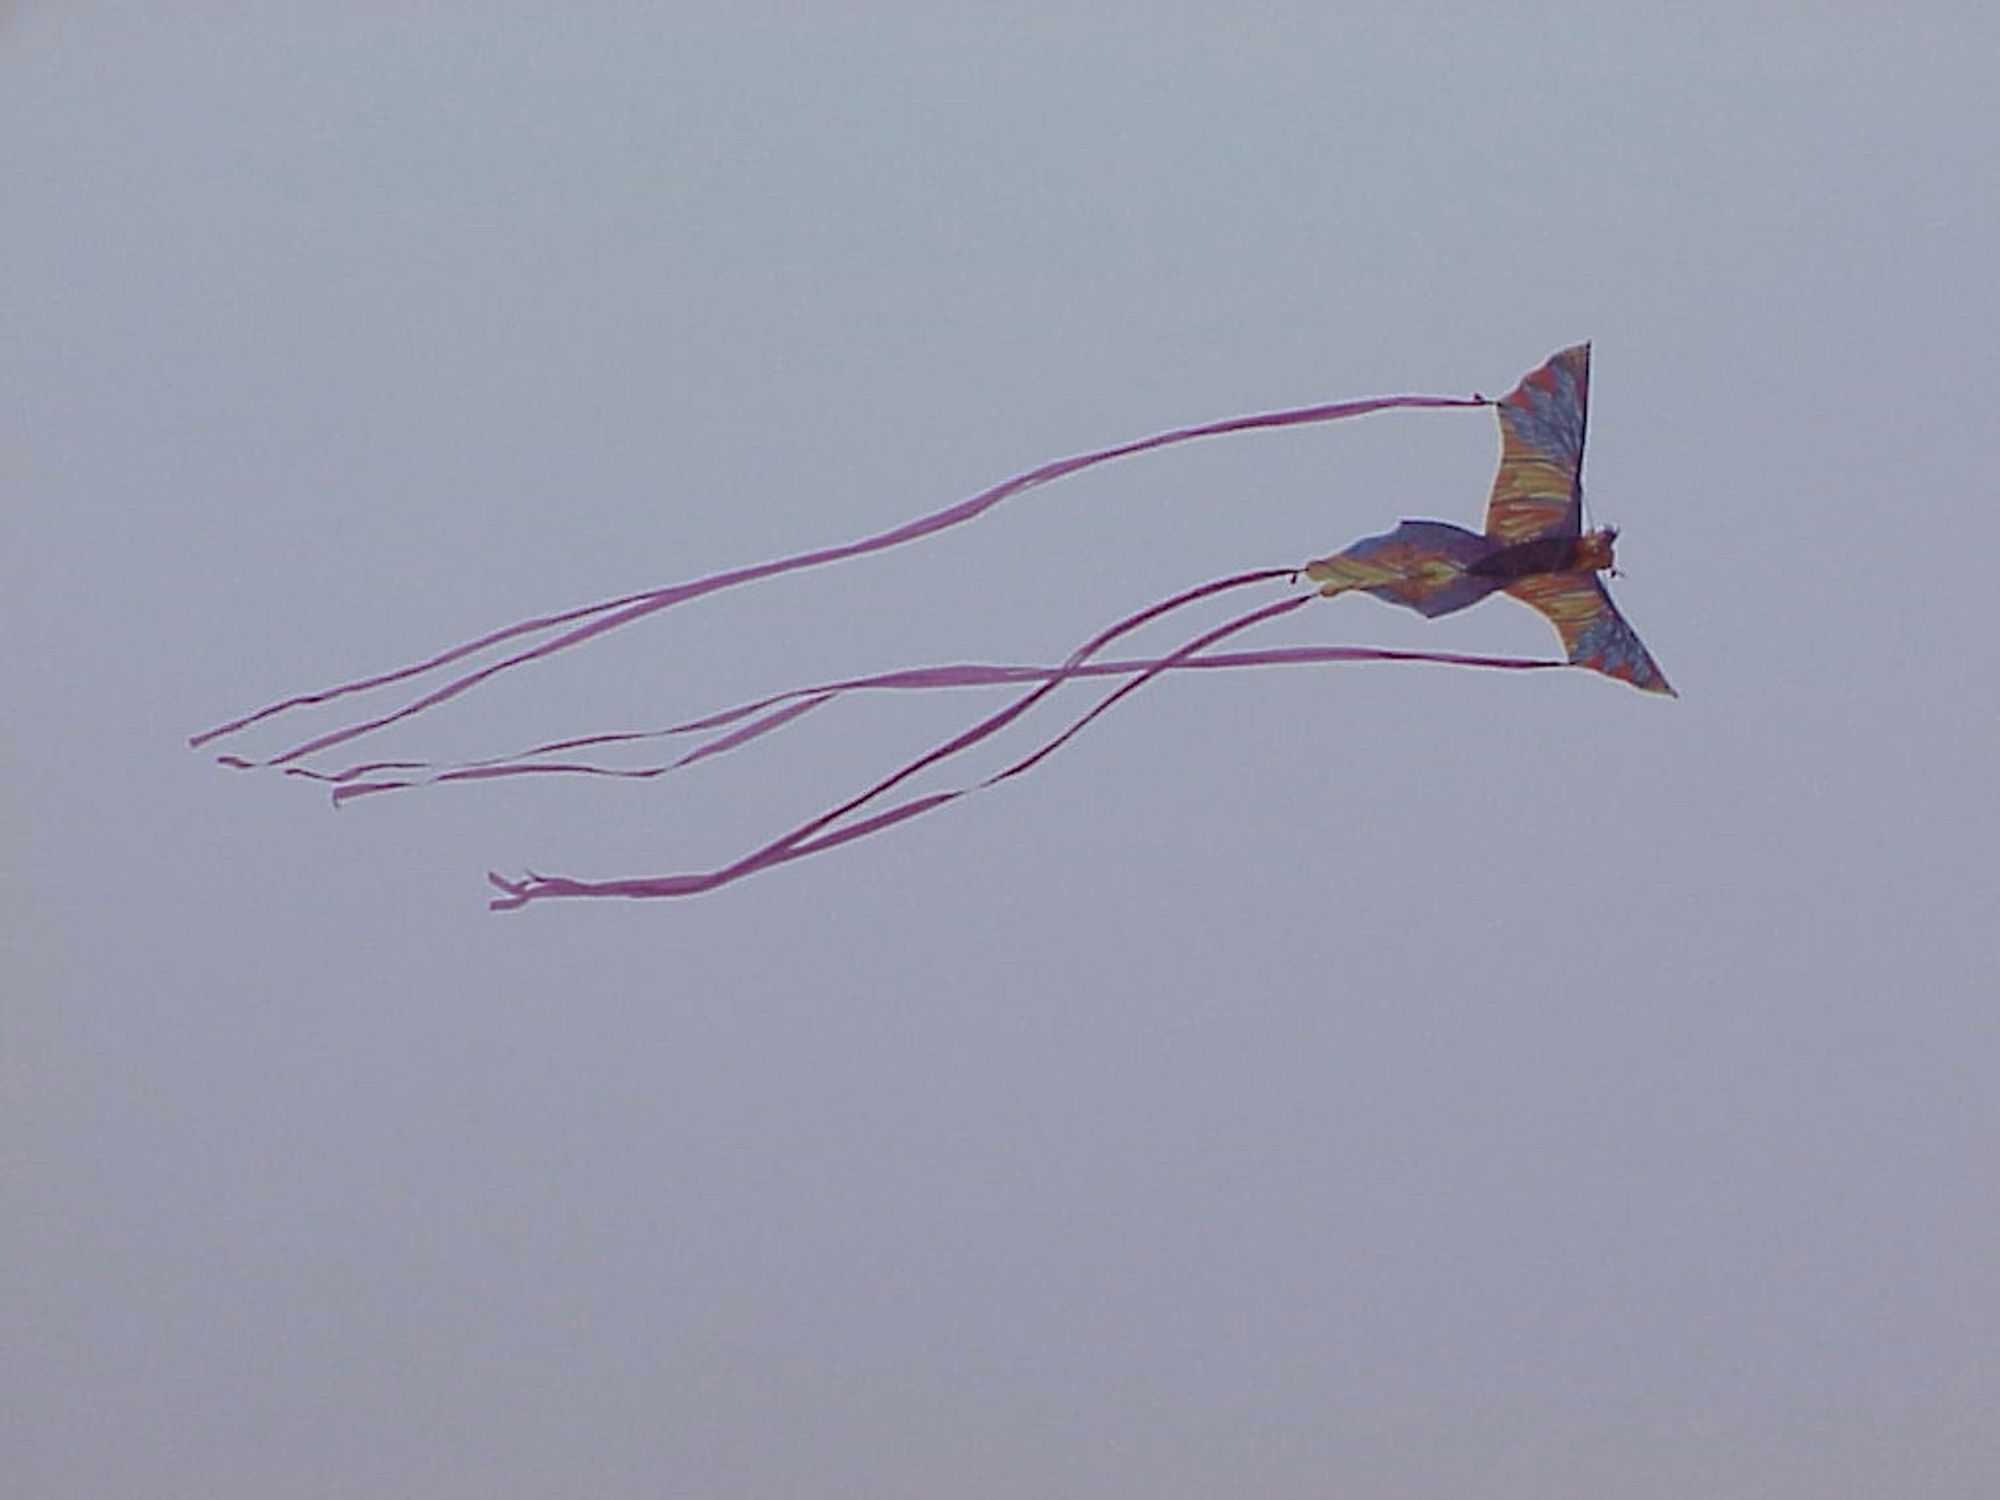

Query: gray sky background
6,4,1997,1496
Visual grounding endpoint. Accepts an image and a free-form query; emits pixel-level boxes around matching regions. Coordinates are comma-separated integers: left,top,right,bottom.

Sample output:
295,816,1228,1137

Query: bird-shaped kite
193,342,1670,907
1303,342,1671,694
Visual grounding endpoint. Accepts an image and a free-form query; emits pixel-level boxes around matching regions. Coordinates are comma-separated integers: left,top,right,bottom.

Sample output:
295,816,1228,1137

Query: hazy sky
7,4,1997,1496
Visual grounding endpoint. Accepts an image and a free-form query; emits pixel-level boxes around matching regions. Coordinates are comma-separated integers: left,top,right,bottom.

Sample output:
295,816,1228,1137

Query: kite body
1303,343,1673,695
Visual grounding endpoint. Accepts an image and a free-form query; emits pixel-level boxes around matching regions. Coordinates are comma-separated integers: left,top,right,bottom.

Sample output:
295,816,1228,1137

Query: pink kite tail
301,694,841,804
191,390,1492,767
486,569,1313,908
303,642,1561,804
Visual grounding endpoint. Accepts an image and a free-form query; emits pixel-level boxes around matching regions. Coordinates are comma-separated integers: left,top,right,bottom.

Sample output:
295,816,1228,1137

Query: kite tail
485,567,1314,909
189,391,1492,769
289,639,1561,804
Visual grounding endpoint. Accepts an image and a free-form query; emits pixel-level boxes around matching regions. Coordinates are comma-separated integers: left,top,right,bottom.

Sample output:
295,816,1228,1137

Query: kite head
1576,526,1619,574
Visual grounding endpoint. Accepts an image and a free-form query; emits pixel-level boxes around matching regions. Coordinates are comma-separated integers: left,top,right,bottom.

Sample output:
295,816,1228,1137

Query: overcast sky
6,4,1997,1496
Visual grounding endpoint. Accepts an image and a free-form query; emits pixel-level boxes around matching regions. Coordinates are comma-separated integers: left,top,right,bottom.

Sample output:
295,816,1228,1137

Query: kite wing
1504,572,1674,695
1483,342,1589,544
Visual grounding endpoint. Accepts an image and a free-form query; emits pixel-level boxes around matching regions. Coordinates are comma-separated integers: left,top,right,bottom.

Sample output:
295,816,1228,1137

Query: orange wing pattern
1483,342,1589,544
1505,572,1674,695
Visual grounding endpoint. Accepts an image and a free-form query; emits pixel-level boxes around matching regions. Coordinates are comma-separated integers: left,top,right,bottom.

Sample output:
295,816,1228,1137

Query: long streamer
487,570,1307,907
480,565,1559,910
190,391,1490,767
289,641,1560,805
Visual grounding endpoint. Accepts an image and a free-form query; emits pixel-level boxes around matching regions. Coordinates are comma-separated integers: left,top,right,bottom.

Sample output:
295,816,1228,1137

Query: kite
1304,343,1671,694
191,342,1670,908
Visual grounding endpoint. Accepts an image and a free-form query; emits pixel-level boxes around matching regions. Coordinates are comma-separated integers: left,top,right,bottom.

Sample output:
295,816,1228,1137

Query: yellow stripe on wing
1483,343,1589,544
